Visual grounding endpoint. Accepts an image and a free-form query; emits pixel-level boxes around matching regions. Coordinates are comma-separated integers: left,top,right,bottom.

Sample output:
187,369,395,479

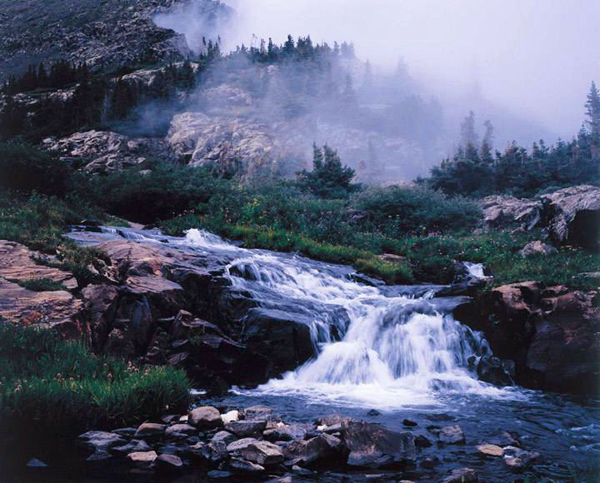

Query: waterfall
181,229,509,409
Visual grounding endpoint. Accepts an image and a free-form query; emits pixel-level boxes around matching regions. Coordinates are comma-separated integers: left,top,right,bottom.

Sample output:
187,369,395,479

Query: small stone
221,410,239,424
367,409,381,416
189,406,223,429
86,450,113,462
226,420,267,437
165,423,196,439
77,431,126,451
415,435,432,448
155,453,184,472
476,443,504,457
127,451,158,464
229,457,265,473
403,419,418,427
161,414,179,424
112,440,152,454
503,446,540,472
134,422,166,441
26,458,47,468
421,456,440,469
212,430,237,445
442,467,478,483
488,431,520,447
438,425,466,445
112,427,137,437
207,470,233,479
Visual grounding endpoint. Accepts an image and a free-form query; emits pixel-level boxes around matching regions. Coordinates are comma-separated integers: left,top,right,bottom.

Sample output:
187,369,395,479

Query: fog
220,0,599,141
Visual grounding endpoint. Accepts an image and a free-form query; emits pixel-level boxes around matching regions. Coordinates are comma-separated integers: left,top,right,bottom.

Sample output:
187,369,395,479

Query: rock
488,431,520,447
502,446,540,471
112,440,152,454
127,451,158,464
165,423,197,439
86,450,113,462
476,356,514,386
284,433,343,467
189,406,223,429
476,443,504,457
225,420,267,437
155,453,184,472
438,425,466,445
316,414,352,427
134,423,166,441
403,419,418,427
442,467,478,483
227,438,284,467
481,195,542,231
26,458,47,468
212,431,237,445
414,435,432,448
228,457,265,473
541,185,600,251
207,470,233,479
243,405,274,421
221,410,239,424
367,409,382,417
342,421,416,469
264,423,309,442
77,431,126,452
421,456,440,469
519,241,558,257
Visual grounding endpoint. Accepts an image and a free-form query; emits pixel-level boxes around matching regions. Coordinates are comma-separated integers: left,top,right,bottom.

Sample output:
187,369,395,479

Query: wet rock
155,453,184,473
414,435,432,448
421,456,440,469
488,431,520,448
86,450,113,462
403,419,418,427
225,420,267,437
77,431,126,452
316,414,352,427
342,421,416,469
284,434,343,467
244,405,274,421
519,241,558,258
127,451,158,465
134,423,166,441
207,470,233,479
503,446,540,472
112,440,152,455
165,423,196,440
476,356,514,386
212,431,237,445
112,427,137,437
26,458,47,468
227,438,284,467
189,406,223,429
264,423,309,442
229,457,265,473
367,409,382,417
438,425,466,445
476,443,504,457
442,467,478,483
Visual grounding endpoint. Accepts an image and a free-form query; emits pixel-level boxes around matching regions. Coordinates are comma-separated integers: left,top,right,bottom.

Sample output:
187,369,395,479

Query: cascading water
180,229,513,409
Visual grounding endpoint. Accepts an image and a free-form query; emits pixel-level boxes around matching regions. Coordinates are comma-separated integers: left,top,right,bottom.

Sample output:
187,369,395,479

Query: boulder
476,443,504,457
341,422,416,469
541,185,600,251
243,405,274,421
134,423,166,441
226,438,284,467
284,434,344,467
164,423,196,439
481,196,542,230
127,451,158,465
189,406,223,429
229,458,265,473
264,423,309,442
225,420,267,437
519,241,558,258
212,431,237,445
155,453,184,472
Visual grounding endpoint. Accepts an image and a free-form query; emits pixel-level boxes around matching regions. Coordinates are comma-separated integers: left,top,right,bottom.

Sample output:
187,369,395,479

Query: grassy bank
0,321,191,434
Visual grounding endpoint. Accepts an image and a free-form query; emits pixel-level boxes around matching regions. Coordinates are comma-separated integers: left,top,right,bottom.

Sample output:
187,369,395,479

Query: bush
0,321,191,434
0,142,72,195
352,185,481,236
12,278,65,292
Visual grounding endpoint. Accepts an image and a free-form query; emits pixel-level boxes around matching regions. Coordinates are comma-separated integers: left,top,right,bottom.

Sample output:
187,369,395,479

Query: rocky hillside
0,0,229,81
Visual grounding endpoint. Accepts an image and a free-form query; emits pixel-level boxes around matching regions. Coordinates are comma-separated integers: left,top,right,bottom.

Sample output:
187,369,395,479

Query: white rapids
179,229,518,409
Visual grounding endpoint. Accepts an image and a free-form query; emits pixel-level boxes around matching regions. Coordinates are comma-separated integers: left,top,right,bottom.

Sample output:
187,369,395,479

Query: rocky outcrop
44,130,174,174
0,0,231,82
540,185,600,251
456,282,600,395
481,185,600,252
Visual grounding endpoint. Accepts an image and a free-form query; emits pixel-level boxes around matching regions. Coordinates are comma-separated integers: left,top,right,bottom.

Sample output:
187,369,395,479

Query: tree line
423,83,600,197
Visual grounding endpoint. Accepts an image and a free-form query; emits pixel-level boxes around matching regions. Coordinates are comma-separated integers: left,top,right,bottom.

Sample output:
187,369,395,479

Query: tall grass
0,321,191,434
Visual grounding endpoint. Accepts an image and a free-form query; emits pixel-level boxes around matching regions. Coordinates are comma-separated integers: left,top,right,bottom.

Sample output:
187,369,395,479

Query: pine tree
481,120,494,162
585,81,600,165
460,111,479,151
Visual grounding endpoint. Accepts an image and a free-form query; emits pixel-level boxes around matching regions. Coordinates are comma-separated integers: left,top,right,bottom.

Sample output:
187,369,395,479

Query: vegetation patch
11,278,65,292
0,321,191,434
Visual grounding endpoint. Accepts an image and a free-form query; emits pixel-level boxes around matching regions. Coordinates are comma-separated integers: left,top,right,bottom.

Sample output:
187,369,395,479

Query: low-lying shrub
0,321,191,434
12,278,65,292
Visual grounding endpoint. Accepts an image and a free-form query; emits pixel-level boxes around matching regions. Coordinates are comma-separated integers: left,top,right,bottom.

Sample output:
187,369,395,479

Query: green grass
11,278,65,292
0,321,191,434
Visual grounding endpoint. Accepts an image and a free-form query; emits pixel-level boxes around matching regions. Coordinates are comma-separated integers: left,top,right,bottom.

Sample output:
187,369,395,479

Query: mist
218,0,599,141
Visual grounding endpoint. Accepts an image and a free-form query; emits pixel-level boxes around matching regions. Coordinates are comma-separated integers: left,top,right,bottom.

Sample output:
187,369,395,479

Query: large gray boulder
481,195,542,230
541,185,600,251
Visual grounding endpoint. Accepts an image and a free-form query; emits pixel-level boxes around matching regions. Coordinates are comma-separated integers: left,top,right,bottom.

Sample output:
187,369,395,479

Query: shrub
0,142,72,195
297,144,358,198
0,321,191,434
12,278,65,292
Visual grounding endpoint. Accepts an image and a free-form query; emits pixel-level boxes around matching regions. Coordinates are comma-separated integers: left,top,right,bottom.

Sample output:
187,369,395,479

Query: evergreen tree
585,81,600,166
481,119,494,161
460,111,479,151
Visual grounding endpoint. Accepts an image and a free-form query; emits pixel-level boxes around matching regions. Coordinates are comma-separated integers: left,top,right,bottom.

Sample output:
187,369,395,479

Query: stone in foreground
188,406,223,429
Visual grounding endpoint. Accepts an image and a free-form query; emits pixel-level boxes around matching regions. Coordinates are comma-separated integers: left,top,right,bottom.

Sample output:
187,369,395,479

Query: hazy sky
225,0,600,138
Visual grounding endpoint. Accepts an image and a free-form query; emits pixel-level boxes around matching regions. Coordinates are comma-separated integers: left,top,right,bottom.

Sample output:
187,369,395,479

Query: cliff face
0,0,229,81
